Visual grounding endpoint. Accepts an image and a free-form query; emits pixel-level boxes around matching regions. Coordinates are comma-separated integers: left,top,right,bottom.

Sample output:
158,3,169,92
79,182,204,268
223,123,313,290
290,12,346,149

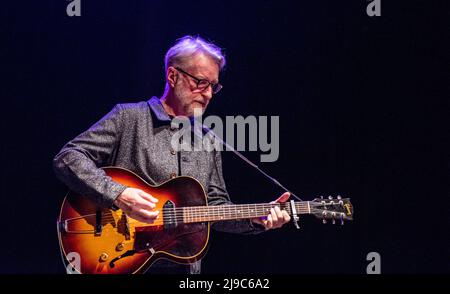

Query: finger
119,197,135,208
138,190,159,203
282,210,291,223
270,208,278,225
135,209,159,221
135,197,156,210
274,206,283,220
117,198,135,213
266,214,273,229
252,218,263,225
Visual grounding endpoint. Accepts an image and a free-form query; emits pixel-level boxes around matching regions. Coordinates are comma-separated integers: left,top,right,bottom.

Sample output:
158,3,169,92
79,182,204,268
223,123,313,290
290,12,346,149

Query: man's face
172,53,220,117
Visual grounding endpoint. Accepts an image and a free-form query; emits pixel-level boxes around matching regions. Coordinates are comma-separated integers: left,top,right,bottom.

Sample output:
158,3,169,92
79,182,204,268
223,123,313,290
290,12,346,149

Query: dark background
1,0,448,274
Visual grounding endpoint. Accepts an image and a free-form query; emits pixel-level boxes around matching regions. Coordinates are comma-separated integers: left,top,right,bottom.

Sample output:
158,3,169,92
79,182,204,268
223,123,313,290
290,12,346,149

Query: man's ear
167,66,178,88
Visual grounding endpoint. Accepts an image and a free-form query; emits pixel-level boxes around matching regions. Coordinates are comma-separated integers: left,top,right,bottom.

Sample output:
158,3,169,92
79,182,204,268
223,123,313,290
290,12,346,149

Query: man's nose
202,85,213,100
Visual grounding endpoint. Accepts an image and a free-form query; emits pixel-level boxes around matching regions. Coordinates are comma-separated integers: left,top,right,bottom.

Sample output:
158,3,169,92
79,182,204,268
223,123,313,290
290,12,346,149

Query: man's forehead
185,53,220,80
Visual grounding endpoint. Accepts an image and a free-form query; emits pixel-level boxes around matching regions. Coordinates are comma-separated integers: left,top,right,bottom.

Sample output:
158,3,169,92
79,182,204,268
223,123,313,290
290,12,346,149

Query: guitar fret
181,202,312,224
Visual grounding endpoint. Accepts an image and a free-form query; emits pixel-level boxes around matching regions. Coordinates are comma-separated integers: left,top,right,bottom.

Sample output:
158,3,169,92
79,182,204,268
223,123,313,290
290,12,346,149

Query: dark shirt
53,97,264,272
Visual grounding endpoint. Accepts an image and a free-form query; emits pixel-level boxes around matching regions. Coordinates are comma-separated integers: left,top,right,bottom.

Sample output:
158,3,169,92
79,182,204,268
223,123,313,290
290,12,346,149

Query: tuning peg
320,196,326,205
322,219,327,224
340,213,345,225
332,212,336,224
328,195,333,200
337,195,342,200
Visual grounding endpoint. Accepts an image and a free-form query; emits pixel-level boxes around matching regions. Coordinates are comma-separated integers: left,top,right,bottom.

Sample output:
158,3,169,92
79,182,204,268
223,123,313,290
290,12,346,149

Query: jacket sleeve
53,104,128,207
207,150,266,234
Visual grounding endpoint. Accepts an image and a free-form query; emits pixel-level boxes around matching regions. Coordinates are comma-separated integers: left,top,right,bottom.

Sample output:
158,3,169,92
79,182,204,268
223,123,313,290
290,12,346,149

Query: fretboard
178,202,311,223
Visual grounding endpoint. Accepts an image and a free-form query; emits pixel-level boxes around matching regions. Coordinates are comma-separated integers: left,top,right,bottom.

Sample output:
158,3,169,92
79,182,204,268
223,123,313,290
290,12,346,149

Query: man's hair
164,35,226,72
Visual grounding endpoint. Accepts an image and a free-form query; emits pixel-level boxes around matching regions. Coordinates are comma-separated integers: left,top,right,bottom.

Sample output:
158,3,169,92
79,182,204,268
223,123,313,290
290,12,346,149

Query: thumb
274,192,291,203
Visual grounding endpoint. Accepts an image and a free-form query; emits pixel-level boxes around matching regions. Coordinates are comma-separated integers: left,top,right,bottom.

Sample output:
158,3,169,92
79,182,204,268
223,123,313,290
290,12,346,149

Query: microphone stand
194,124,303,229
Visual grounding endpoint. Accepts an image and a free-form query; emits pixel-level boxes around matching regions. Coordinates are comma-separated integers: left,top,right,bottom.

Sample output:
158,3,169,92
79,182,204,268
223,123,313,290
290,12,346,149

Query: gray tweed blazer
53,97,263,234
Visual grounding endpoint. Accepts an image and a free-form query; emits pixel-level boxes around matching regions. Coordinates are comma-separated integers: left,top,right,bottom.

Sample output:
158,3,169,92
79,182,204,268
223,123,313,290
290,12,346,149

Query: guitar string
104,202,336,217
66,203,345,226
97,204,314,220
110,201,337,213
97,209,313,225
133,207,344,227
79,207,312,224
102,210,332,228
95,208,315,226
101,212,311,227
101,208,312,222
67,207,338,228
93,203,339,223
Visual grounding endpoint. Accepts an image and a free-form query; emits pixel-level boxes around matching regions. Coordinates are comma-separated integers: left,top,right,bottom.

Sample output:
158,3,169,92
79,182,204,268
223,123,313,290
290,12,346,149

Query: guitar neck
181,202,311,224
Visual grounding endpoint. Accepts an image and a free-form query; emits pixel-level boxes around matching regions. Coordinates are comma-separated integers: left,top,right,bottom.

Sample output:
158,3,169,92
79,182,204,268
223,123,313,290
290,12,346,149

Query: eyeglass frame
175,67,223,94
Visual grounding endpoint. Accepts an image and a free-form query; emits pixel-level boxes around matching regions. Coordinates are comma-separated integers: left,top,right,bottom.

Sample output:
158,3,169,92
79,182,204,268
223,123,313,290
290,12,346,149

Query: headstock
310,196,353,225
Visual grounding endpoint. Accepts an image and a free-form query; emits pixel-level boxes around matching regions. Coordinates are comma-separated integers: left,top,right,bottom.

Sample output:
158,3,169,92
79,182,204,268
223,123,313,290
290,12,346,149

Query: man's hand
114,187,159,223
251,192,291,230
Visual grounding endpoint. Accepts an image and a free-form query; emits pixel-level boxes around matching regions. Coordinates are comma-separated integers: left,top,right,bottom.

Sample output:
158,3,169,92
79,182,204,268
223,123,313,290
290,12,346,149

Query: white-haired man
54,36,290,274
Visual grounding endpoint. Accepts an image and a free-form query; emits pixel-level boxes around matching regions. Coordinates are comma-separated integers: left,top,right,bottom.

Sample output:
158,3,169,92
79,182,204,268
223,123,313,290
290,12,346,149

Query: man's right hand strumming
113,187,159,223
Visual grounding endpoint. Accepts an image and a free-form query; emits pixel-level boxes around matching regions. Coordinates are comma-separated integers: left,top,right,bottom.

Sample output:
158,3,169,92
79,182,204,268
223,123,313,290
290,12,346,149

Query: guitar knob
99,252,109,262
116,242,125,251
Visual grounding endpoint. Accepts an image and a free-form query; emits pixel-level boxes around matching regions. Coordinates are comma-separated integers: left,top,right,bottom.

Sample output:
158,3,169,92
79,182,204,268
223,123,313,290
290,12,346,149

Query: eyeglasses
175,67,223,94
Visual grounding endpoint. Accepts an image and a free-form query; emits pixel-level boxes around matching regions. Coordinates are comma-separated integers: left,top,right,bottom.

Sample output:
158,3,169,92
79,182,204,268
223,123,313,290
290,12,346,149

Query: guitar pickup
163,200,177,229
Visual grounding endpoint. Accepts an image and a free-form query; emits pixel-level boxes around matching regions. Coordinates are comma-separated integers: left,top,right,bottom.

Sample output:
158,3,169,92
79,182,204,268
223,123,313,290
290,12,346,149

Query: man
53,35,291,274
